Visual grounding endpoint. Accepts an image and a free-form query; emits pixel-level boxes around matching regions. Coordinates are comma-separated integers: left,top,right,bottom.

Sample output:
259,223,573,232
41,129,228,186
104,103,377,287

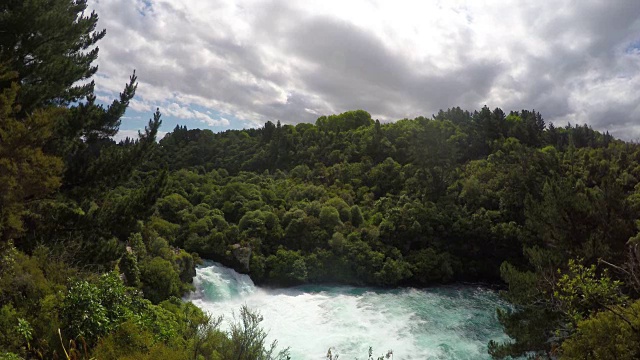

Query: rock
231,243,251,272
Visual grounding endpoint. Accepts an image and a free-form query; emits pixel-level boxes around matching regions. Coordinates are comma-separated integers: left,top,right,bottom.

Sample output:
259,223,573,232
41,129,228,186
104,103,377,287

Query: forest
2,1,640,359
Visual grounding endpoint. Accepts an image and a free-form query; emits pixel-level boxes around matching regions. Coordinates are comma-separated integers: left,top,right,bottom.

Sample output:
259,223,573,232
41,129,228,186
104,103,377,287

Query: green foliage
224,305,290,360
374,257,412,286
60,272,131,346
0,353,23,360
316,110,373,132
0,0,105,112
319,206,342,231
266,249,308,286
15,318,33,350
157,193,192,224
139,257,183,304
0,71,64,241
488,306,559,359
90,320,155,360
554,259,626,328
350,205,364,227
119,251,141,287
407,248,454,284
560,300,640,360
88,293,290,360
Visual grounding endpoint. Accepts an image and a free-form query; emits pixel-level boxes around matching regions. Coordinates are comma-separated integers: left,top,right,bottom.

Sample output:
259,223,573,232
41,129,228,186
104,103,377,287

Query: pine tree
0,69,64,241
0,0,106,113
0,0,164,247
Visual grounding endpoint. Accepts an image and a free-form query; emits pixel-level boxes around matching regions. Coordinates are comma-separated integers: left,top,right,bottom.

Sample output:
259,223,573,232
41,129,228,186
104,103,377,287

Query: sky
86,0,640,142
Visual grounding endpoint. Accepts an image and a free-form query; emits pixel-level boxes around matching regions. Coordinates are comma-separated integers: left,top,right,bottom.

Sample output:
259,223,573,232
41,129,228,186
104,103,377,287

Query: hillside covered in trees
2,1,640,359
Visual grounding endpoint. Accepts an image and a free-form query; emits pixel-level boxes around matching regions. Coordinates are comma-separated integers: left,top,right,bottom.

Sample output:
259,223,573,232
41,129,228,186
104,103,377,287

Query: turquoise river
187,262,515,360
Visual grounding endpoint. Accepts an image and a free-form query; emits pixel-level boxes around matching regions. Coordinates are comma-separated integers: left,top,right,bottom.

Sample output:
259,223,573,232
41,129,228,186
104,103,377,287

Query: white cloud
162,102,230,126
88,0,640,138
128,98,153,113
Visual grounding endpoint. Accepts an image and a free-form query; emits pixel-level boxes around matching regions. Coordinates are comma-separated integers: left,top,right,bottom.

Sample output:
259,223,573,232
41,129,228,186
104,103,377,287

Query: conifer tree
0,0,106,113
0,69,64,241
0,0,163,246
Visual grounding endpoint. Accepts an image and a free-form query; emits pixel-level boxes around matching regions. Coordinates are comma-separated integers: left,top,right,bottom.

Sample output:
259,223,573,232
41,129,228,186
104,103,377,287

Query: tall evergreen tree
0,69,64,241
0,0,163,249
0,0,105,113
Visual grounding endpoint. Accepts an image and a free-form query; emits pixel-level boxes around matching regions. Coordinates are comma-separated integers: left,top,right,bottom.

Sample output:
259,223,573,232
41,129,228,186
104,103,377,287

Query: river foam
187,262,513,359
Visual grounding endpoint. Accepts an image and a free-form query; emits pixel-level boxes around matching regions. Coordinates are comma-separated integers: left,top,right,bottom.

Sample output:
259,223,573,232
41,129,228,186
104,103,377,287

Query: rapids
187,262,514,360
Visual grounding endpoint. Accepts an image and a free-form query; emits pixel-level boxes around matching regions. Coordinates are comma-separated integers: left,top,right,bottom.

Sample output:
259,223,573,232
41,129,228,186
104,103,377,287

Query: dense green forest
2,1,640,359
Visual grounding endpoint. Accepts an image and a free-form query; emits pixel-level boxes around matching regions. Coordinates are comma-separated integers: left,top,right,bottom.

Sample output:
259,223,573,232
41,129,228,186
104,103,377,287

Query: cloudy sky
87,0,640,141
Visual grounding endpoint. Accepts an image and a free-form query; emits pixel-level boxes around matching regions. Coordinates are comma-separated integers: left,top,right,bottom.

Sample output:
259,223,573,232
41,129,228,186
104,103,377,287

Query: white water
187,262,513,359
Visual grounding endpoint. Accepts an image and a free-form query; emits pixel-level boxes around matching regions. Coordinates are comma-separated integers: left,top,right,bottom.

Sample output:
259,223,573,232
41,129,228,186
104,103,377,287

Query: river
187,262,514,359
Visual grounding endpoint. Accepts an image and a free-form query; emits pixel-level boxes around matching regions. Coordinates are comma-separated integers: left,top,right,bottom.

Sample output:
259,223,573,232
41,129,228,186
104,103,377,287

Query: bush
60,272,131,346
140,257,183,304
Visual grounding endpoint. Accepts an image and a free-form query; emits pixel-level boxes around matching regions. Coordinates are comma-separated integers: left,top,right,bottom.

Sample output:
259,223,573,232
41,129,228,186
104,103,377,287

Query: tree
60,272,131,346
0,69,63,241
560,300,640,360
266,249,308,286
56,78,163,199
350,205,364,227
140,257,183,304
319,206,342,231
0,0,106,113
119,251,141,287
315,110,373,133
553,259,627,330
157,194,193,224
0,0,164,245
